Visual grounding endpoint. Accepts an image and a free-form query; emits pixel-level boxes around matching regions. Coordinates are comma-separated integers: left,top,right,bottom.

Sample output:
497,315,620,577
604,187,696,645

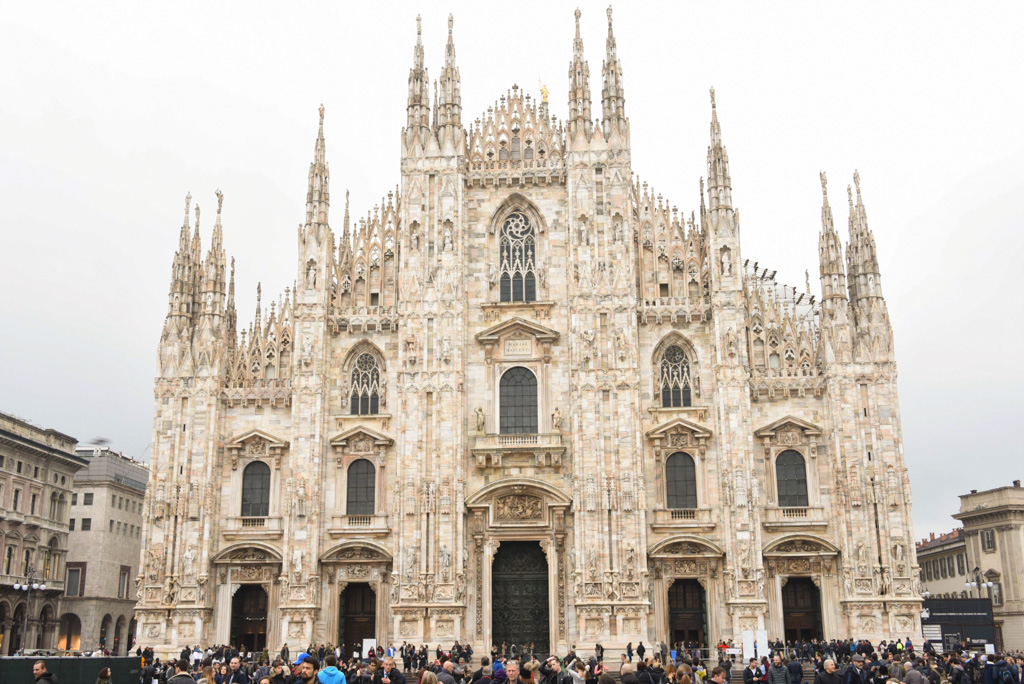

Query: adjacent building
134,9,920,656
58,446,149,654
954,481,1024,650
917,529,969,599
0,411,86,655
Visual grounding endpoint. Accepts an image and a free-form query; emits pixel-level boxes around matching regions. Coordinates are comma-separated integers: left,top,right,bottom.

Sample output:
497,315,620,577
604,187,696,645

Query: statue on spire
216,189,224,214
319,103,325,126
710,86,716,109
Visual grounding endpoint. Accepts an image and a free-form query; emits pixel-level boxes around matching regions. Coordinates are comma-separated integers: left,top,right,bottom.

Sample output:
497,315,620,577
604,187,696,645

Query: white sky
1,1,1022,538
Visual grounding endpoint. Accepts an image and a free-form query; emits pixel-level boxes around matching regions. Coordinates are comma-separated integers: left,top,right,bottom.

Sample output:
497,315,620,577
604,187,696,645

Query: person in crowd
710,669,729,684
768,656,791,684
374,657,407,684
169,659,199,684
33,661,59,684
786,657,804,684
814,660,843,684
622,664,640,684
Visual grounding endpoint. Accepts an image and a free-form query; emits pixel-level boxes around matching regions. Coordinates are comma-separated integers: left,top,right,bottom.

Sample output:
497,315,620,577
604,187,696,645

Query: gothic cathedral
136,9,920,656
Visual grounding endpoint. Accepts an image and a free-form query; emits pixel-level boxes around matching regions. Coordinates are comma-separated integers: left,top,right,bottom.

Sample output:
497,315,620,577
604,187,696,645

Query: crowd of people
113,638,1024,684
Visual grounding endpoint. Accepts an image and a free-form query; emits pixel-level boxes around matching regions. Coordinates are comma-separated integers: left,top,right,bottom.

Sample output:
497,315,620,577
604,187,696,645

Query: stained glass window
776,450,809,507
660,345,692,407
499,212,537,302
350,353,381,415
666,452,698,509
499,366,538,434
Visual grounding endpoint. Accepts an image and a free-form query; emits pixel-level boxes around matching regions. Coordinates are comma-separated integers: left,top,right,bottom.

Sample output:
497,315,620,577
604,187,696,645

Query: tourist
169,659,199,684
787,657,804,684
320,655,348,684
768,656,791,684
628,644,635,663
814,660,843,684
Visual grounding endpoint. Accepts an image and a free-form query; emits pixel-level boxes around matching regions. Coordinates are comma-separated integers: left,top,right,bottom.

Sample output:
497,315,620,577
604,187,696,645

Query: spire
601,5,626,138
167,192,195,317
437,13,461,129
567,8,592,138
254,282,262,329
406,14,430,139
306,105,330,228
818,171,848,311
339,190,352,269
846,170,883,302
226,256,237,332
706,87,732,211
211,189,224,254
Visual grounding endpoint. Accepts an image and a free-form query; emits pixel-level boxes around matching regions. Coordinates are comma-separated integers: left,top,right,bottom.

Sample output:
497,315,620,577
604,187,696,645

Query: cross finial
318,103,325,126
710,86,716,109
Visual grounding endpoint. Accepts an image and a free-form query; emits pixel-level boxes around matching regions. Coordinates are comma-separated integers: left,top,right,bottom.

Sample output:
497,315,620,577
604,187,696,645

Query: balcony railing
651,508,715,531
223,516,283,540
327,513,389,538
471,432,567,468
762,506,827,529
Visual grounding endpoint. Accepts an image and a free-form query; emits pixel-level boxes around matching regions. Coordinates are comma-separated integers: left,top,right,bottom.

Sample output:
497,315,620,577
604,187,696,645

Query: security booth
920,598,996,653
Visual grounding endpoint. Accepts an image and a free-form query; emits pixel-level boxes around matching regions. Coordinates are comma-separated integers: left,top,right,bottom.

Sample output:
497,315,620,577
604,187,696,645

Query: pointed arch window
659,345,692,407
350,352,381,415
241,461,271,518
776,450,809,507
499,211,537,302
666,452,698,509
346,459,376,516
499,366,538,434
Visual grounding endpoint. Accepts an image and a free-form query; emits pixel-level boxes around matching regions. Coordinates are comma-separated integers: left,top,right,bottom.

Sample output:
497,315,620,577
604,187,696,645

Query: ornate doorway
231,584,268,652
339,583,376,658
491,541,549,656
668,579,706,646
782,577,821,641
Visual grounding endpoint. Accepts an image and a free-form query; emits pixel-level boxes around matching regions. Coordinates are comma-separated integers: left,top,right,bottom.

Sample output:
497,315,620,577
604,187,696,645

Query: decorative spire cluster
601,6,627,140
817,171,847,314
568,8,593,139
706,87,732,211
306,104,330,230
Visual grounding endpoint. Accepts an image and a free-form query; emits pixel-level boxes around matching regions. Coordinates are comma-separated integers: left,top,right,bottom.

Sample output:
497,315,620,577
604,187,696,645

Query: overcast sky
1,1,1021,538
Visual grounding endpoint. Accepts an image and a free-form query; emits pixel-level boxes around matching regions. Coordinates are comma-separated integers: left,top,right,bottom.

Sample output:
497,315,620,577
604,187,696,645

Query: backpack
998,664,1016,684
970,665,983,684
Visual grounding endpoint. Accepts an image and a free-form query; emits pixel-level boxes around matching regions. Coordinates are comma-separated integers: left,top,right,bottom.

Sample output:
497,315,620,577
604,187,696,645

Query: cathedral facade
136,9,920,656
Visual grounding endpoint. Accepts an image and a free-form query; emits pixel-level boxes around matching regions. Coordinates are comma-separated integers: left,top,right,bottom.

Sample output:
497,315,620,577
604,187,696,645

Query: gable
475,316,560,345
754,415,822,439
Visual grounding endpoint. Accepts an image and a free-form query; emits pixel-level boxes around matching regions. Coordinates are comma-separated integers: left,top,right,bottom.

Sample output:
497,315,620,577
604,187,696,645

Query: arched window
350,352,381,415
659,345,692,407
499,212,537,302
776,450,809,507
346,459,376,516
499,367,538,434
241,461,271,518
666,452,698,509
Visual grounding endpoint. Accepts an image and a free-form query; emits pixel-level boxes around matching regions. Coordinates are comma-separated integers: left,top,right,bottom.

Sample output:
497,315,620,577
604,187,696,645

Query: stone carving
551,406,563,431
495,494,542,520
439,544,452,582
475,407,485,433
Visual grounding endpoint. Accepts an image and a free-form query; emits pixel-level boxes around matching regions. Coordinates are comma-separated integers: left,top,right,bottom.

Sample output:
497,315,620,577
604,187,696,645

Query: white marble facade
136,9,920,658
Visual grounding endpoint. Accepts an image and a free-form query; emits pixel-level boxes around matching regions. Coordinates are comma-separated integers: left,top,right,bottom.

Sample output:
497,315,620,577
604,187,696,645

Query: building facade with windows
952,481,1024,650
0,411,85,655
916,529,970,600
135,9,919,656
58,446,149,654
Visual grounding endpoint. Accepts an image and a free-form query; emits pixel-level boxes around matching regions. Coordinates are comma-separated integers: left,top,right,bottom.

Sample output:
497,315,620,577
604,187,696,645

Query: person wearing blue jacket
320,656,348,684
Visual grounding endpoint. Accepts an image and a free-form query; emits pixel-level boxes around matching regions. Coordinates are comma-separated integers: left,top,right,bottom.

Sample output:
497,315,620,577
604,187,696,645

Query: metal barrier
0,655,141,684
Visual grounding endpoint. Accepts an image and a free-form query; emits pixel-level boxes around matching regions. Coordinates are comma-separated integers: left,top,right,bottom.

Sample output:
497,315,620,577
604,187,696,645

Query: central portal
782,577,822,641
230,585,268,652
492,540,549,656
339,583,376,658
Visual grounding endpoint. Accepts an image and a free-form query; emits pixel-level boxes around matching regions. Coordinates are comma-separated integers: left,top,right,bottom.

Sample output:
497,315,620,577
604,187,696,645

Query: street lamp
965,567,993,599
12,567,46,655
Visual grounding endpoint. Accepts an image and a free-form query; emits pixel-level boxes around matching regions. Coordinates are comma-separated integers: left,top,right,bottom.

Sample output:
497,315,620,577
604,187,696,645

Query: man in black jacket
374,657,408,684
540,656,574,684
814,660,843,684
470,657,492,684
786,658,804,684
167,659,197,684
745,658,763,684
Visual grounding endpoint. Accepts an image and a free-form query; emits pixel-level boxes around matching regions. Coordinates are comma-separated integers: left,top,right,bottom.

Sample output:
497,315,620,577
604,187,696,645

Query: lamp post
13,567,46,655
965,567,994,600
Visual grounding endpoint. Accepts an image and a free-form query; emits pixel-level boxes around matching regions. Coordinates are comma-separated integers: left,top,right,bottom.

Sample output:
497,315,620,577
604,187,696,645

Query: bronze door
230,584,268,652
782,577,822,641
668,579,707,646
340,583,377,657
492,541,549,656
